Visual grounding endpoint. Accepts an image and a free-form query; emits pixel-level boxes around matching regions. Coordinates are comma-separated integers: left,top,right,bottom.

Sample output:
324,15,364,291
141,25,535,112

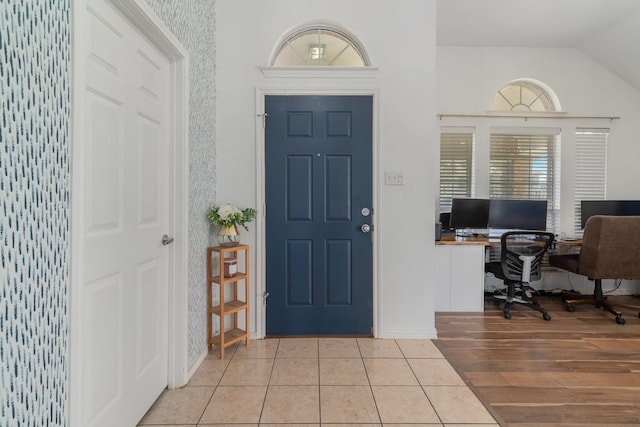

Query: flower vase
217,224,240,247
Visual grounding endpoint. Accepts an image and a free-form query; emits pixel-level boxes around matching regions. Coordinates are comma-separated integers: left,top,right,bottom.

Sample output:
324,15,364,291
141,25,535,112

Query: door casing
254,87,380,339
70,0,190,425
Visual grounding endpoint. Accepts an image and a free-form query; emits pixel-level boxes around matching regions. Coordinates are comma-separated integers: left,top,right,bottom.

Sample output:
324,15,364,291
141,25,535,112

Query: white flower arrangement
207,203,257,231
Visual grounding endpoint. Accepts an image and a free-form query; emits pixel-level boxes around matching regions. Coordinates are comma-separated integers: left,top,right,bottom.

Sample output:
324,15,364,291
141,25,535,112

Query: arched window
491,79,560,112
271,24,370,67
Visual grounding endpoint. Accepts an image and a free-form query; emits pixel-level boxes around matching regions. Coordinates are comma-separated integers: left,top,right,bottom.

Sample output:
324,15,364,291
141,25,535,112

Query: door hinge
263,291,270,305
258,112,269,128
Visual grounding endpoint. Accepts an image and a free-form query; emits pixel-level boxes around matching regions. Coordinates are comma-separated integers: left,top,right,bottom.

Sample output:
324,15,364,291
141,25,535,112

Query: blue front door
265,95,373,335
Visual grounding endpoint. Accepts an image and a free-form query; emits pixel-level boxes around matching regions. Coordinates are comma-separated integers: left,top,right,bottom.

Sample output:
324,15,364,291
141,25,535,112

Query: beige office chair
486,231,555,320
549,215,640,324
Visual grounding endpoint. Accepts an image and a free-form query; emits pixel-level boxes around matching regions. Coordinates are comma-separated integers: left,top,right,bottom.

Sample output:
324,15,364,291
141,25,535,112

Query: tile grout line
257,338,280,425
398,340,445,425
358,337,384,425
195,341,238,426
317,338,322,425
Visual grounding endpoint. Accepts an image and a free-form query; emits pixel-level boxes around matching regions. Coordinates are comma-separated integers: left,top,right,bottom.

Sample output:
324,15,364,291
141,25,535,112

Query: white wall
216,0,439,338
437,46,640,295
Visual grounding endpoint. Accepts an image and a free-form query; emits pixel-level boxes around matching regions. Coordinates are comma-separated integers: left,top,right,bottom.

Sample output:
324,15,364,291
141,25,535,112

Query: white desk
434,235,494,312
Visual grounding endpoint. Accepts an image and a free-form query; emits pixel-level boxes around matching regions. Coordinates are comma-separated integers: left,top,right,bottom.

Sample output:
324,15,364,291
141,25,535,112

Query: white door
77,0,170,425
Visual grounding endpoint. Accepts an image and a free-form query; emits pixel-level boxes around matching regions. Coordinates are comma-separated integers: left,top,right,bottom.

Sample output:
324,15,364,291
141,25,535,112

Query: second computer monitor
488,199,548,231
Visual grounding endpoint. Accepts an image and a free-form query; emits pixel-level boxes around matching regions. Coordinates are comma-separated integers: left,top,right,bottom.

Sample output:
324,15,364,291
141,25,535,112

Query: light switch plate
384,171,405,185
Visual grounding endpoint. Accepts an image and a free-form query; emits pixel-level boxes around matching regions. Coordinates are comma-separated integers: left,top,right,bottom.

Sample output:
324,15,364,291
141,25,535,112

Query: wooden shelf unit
207,244,250,358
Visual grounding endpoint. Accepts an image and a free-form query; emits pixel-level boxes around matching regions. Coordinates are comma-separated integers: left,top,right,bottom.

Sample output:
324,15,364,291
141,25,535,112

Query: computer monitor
580,200,640,228
449,198,490,230
488,199,548,231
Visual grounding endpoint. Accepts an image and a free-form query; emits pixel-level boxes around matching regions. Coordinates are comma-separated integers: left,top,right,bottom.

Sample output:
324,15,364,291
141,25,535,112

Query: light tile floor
138,338,498,426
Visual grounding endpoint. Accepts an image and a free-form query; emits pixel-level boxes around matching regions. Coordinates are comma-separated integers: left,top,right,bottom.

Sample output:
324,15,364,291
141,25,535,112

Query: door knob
360,224,371,233
161,234,175,246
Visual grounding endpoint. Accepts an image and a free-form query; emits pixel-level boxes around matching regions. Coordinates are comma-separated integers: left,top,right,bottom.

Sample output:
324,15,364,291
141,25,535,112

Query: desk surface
436,234,498,247
436,233,578,247
557,238,582,246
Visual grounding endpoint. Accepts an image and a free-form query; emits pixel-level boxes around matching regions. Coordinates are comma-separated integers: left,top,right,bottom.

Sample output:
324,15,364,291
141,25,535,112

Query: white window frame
573,128,608,235
439,127,475,212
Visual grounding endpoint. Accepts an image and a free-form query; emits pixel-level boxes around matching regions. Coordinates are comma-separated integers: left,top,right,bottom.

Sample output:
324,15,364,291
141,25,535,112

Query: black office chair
485,231,555,320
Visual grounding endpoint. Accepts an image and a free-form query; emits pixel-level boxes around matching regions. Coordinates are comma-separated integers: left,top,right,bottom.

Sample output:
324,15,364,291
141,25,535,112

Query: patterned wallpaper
1,1,70,426
1,1,215,425
144,0,217,369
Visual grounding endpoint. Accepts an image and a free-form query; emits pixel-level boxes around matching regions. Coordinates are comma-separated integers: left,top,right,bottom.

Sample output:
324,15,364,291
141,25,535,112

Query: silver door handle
361,224,371,233
162,234,175,246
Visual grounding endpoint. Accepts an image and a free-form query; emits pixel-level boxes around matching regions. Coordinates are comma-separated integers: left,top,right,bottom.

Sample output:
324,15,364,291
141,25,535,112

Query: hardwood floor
435,293,640,426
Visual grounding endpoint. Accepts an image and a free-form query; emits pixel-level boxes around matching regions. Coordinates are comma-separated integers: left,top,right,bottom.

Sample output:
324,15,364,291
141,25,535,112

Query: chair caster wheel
503,312,512,320
566,306,575,312
615,316,626,325
543,313,551,321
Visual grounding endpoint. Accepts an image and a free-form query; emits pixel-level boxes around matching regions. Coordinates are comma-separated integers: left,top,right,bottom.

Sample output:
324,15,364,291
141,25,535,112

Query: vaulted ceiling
436,0,640,90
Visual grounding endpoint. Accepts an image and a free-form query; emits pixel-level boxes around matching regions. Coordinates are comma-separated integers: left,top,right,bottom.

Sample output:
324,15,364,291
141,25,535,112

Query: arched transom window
272,24,369,67
491,80,558,112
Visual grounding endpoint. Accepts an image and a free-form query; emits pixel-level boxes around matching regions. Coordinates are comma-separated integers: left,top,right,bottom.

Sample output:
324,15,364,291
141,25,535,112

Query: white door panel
85,94,124,235
137,116,161,226
83,273,123,422
135,259,161,373
79,0,170,425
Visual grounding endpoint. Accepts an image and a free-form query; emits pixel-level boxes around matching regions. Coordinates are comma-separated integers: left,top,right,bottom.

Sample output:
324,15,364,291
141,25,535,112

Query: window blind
439,128,474,212
574,128,608,235
489,128,560,232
